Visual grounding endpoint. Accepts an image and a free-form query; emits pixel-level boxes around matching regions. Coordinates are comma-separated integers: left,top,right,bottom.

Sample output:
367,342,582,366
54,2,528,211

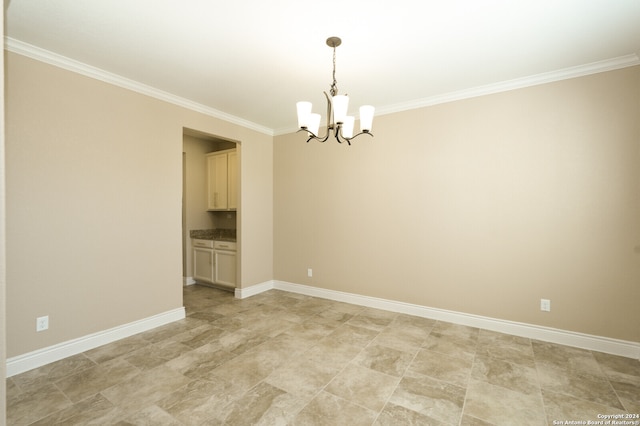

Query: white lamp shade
359,105,375,132
296,101,312,128
342,116,355,138
308,113,321,136
332,95,349,124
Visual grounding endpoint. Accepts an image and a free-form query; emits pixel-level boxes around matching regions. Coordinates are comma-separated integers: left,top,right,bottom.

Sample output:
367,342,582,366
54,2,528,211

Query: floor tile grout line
591,350,631,413
264,319,380,423
320,341,396,424
369,330,427,426
25,380,75,426
213,303,381,423
533,344,633,419
458,352,477,426
530,337,552,426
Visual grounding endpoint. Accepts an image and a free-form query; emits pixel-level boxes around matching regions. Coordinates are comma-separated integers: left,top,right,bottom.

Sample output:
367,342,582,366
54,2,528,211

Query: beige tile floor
6,285,640,425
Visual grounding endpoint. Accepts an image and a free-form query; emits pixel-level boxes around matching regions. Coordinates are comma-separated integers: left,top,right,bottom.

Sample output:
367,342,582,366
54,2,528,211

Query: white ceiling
6,0,640,135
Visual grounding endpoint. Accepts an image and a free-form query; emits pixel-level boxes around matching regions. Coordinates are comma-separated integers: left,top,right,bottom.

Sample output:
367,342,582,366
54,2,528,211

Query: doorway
182,128,238,285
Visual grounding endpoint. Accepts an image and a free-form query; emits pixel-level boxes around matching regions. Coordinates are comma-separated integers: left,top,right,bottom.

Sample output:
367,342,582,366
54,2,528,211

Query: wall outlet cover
540,299,551,312
36,315,49,332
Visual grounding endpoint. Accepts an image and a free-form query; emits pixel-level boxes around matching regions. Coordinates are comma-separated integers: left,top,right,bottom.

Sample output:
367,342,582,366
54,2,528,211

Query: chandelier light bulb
342,116,355,138
332,95,349,124
296,101,312,129
359,105,375,132
308,113,321,136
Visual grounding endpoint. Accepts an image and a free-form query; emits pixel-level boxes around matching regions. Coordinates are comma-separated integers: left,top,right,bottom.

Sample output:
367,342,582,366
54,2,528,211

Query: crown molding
374,54,640,118
6,37,637,138
4,37,274,136
274,53,640,136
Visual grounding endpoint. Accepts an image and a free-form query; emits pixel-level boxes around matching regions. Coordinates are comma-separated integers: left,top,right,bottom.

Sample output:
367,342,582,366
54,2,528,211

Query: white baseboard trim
235,281,275,299
183,277,196,286
270,281,639,360
6,307,186,377
9,281,637,377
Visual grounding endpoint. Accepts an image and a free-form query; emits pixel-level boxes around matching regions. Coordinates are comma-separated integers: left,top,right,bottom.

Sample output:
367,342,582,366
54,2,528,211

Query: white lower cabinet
192,239,214,284
193,247,214,283
192,239,236,288
214,241,237,287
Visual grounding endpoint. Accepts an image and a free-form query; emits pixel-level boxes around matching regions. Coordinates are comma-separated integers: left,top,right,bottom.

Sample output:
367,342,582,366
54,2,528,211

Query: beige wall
3,45,637,373
274,66,640,343
5,52,273,357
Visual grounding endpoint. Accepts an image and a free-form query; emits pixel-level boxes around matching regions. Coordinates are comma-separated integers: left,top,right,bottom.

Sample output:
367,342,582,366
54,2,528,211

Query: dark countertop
190,228,236,242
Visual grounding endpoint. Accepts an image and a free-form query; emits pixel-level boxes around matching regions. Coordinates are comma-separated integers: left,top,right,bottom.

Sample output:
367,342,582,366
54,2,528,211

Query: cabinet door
214,250,236,287
193,247,214,283
207,154,228,210
227,151,238,210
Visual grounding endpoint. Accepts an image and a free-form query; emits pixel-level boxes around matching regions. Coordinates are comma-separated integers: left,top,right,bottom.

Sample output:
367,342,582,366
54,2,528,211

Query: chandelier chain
330,45,338,97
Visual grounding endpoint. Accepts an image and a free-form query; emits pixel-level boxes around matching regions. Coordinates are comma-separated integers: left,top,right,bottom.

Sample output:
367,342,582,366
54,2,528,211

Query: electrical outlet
307,268,313,277
36,315,49,332
540,299,551,312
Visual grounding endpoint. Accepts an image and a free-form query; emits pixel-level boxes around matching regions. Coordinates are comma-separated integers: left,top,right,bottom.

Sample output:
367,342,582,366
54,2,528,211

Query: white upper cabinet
206,149,237,211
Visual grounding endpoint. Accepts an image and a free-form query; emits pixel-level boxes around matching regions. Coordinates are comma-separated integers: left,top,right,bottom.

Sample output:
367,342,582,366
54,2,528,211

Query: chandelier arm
307,134,323,143
334,124,348,145
323,91,333,136
335,126,375,146
349,131,375,140
297,129,331,143
310,132,330,143
296,128,316,143
298,90,335,143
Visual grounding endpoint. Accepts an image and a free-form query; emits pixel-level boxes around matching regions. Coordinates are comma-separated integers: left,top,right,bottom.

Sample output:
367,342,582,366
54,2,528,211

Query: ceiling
6,0,640,135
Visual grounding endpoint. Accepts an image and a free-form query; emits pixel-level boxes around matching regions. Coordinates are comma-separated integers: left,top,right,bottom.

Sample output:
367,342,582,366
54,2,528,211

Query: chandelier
296,37,375,145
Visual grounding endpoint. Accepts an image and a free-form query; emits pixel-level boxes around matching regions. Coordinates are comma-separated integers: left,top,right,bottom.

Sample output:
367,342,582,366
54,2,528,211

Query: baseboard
6,307,186,377
271,281,640,360
235,281,275,299
183,277,196,286
9,281,637,377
